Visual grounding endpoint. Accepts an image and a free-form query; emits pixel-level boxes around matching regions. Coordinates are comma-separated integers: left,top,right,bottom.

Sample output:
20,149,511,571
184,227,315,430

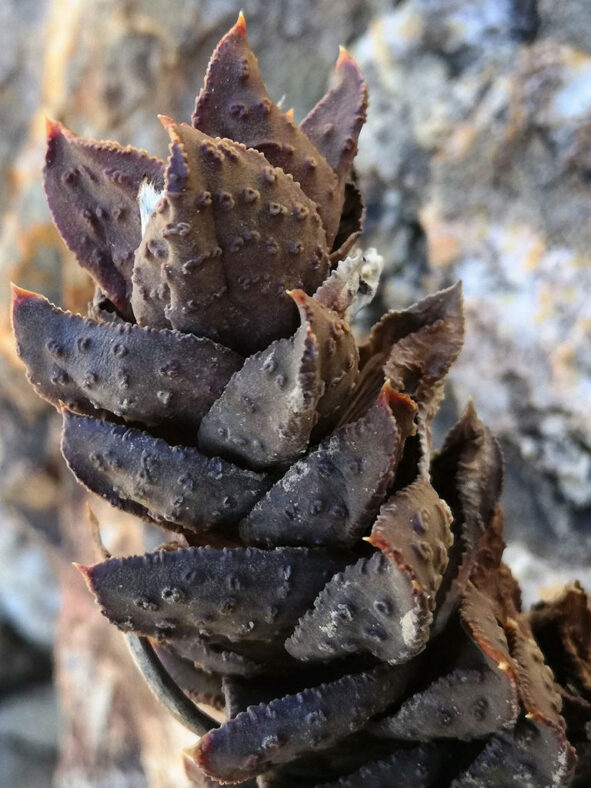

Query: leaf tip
73,561,94,591
235,10,247,37
10,283,39,310
44,116,64,141
336,45,355,70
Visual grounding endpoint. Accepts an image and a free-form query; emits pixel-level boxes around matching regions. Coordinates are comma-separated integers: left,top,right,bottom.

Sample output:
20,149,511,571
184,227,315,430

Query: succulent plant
11,13,591,787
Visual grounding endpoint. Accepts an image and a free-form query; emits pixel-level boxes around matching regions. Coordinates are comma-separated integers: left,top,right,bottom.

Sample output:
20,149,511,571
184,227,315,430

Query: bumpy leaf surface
44,119,163,317
300,48,368,182
290,290,359,428
62,412,269,533
529,583,591,733
287,479,452,663
189,663,413,783
318,744,445,788
80,545,346,643
451,718,574,788
240,387,416,548
133,119,329,354
198,290,359,469
12,288,242,435
192,14,344,246
374,584,519,741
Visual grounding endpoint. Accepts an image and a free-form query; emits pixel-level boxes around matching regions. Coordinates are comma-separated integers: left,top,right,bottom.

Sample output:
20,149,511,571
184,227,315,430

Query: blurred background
0,0,589,785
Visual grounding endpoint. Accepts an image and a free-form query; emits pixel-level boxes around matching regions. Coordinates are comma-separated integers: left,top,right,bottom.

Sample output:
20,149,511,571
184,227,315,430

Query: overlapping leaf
529,583,591,735
240,386,416,548
431,402,504,633
44,119,163,318
192,14,366,248
79,545,347,644
198,290,359,469
286,479,452,663
372,583,519,741
340,283,464,427
62,412,269,533
12,288,242,435
188,663,414,783
317,743,445,788
300,47,368,182
133,119,329,354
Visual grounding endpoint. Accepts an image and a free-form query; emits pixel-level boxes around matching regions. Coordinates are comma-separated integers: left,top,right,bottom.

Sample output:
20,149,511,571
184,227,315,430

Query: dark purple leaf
450,718,575,788
287,479,452,663
12,287,242,436
167,636,266,679
317,743,445,788
191,14,343,246
373,583,519,741
198,287,359,470
61,411,269,533
188,663,414,783
290,289,359,429
44,118,163,317
240,387,417,549
529,582,591,734
300,48,368,182
78,545,346,644
132,118,329,354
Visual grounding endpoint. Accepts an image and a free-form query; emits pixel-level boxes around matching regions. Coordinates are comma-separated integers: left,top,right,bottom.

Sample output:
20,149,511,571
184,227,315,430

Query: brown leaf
44,119,163,318
191,14,343,246
132,119,329,354
301,47,368,182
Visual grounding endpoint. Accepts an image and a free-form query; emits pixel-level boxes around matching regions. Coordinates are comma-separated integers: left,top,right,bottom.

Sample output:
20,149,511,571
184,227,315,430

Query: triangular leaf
192,14,342,246
44,119,163,317
132,119,329,353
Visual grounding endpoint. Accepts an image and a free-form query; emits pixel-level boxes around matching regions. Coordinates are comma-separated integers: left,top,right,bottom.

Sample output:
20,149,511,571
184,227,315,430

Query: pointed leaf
373,584,519,741
300,48,368,182
286,479,452,663
431,403,504,633
188,663,413,783
79,545,346,644
289,289,359,428
344,283,464,428
198,325,321,470
12,288,242,434
450,718,575,788
317,744,445,788
240,387,417,549
132,119,329,353
44,119,163,317
529,582,591,732
192,15,342,246
61,412,269,533
198,289,360,469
